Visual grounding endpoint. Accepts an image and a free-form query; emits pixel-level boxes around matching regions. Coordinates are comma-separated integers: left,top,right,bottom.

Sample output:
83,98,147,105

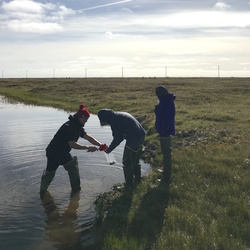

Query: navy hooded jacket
155,93,176,137
98,109,146,153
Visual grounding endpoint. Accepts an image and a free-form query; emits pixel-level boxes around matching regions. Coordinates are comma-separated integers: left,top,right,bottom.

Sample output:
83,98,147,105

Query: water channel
0,96,150,249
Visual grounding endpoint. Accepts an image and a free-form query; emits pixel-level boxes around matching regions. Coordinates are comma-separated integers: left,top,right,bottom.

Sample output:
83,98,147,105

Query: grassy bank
1,77,250,249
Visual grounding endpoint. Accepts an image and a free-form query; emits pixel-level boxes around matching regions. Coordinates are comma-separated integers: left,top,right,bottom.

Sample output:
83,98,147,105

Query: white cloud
0,0,74,33
214,2,231,11
2,0,45,14
162,11,250,29
7,20,63,33
0,0,249,77
120,7,133,14
105,31,120,39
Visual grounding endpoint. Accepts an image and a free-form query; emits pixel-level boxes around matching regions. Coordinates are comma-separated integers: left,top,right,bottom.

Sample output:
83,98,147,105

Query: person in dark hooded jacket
98,109,146,187
40,104,104,197
155,85,176,184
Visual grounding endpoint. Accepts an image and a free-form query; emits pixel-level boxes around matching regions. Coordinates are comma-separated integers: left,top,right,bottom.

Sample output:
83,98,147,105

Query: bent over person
40,104,103,197
155,85,176,184
98,109,146,188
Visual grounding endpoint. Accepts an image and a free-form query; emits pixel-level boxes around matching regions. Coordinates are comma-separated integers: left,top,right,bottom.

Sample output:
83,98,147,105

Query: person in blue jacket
40,104,104,197
98,109,146,188
155,85,176,183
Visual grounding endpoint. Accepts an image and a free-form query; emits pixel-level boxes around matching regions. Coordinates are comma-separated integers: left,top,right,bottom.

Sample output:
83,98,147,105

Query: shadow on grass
105,188,134,236
93,186,134,248
128,182,170,249
93,181,170,249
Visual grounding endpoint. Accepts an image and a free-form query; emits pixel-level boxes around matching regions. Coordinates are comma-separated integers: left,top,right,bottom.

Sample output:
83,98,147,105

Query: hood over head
156,85,176,101
98,109,114,125
155,85,168,99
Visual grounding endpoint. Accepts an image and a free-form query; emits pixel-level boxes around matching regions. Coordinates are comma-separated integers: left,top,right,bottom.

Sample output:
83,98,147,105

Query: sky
0,0,250,78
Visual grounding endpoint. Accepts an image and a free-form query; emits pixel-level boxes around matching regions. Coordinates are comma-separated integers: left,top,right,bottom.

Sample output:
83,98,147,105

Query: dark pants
40,152,80,194
160,136,172,182
122,145,143,186
46,151,73,172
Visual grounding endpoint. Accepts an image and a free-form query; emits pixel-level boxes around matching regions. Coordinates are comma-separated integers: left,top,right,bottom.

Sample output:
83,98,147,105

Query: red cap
77,104,90,118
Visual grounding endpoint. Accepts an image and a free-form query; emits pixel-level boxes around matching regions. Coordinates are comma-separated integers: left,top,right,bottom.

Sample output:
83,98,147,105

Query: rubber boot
162,168,172,184
40,170,56,197
133,163,141,183
63,156,81,193
123,167,133,188
133,147,143,183
160,137,172,184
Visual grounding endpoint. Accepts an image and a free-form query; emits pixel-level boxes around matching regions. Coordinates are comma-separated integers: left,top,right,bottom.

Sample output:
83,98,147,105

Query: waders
63,156,81,193
160,136,172,183
122,145,143,187
40,170,56,197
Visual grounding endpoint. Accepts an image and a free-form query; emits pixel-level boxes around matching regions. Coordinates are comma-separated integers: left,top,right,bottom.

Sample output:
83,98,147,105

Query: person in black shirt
40,104,104,197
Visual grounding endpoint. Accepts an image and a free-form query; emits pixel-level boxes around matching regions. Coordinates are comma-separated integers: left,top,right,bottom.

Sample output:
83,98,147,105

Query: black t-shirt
46,115,86,156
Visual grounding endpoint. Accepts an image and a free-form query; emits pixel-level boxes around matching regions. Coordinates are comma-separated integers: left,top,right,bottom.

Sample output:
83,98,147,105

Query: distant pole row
1,66,222,78
2,67,167,78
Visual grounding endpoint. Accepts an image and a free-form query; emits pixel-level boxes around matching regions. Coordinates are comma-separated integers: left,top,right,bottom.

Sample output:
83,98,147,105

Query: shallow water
0,96,150,249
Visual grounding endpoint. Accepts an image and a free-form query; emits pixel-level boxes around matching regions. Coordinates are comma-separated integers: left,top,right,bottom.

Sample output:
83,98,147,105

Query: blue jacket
98,109,146,153
155,93,176,137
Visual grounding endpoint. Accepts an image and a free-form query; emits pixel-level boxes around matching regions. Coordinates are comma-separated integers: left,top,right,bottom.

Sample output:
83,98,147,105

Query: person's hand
99,144,108,151
87,146,98,152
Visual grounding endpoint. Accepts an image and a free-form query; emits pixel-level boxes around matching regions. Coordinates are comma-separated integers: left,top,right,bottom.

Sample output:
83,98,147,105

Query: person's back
110,111,145,150
98,108,146,187
155,93,176,137
46,115,85,156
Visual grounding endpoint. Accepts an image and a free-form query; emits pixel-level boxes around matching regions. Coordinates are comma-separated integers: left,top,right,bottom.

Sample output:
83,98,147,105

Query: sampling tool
99,144,116,165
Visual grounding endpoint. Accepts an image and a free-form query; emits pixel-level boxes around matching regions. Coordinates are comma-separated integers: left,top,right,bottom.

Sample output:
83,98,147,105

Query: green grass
1,77,249,249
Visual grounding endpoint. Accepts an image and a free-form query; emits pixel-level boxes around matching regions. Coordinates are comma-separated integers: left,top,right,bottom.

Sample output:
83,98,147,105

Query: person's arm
106,131,123,153
68,141,98,152
83,133,102,147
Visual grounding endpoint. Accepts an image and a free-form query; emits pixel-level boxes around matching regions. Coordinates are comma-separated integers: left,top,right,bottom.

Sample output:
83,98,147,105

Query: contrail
76,0,132,12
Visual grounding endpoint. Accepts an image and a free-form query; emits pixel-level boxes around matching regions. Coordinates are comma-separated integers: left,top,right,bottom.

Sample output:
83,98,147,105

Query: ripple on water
0,96,151,249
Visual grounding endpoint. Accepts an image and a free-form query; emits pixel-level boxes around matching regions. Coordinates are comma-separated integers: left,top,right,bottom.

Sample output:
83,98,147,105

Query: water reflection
42,192,82,250
0,96,151,249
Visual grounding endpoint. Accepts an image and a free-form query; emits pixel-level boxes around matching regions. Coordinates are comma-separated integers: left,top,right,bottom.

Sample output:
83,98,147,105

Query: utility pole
165,66,167,78
122,67,124,78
